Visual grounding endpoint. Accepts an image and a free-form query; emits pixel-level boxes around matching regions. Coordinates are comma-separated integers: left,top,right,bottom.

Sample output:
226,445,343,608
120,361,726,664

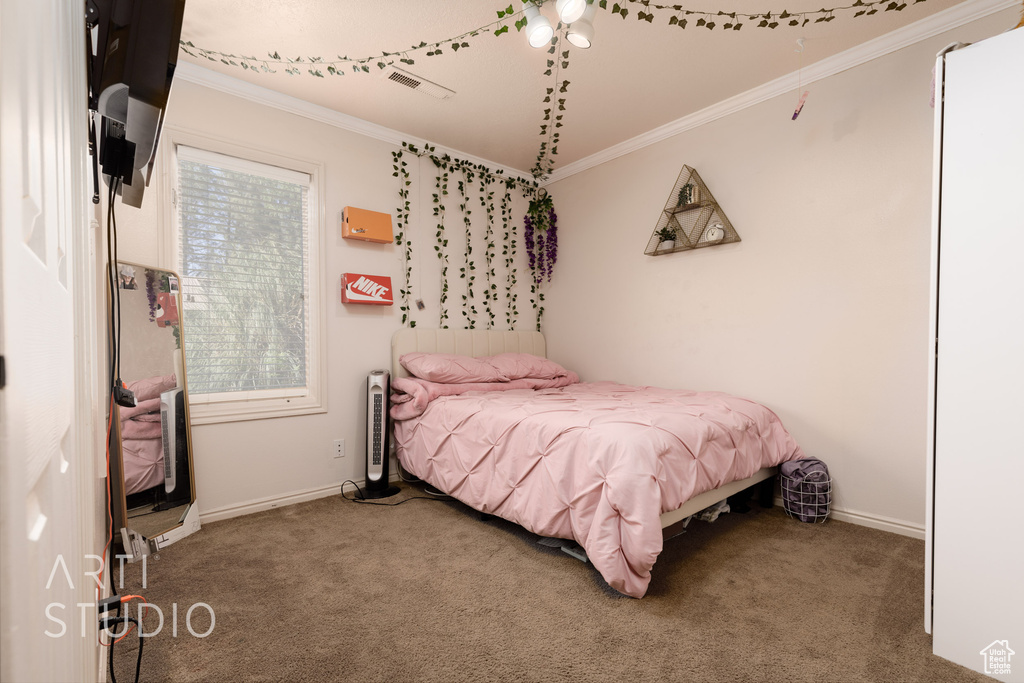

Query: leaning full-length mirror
109,261,197,545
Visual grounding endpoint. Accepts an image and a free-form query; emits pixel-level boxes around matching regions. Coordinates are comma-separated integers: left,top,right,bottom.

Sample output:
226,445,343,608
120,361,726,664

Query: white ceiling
177,0,974,175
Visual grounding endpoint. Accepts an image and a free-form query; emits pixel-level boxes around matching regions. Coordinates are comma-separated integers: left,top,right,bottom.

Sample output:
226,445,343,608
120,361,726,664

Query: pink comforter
392,381,803,598
390,373,579,420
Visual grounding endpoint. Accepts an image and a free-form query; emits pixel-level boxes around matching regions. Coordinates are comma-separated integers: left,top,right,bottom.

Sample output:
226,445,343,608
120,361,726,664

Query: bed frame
391,328,776,530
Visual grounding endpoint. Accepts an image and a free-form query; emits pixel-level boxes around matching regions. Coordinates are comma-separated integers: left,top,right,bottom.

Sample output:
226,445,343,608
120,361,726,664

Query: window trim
161,127,327,424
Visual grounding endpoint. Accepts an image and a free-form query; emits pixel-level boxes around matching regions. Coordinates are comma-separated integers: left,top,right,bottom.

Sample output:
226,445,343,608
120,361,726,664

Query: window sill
187,395,326,425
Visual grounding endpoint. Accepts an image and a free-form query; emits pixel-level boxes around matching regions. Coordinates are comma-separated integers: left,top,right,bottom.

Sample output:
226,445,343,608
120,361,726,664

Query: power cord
341,480,450,506
98,179,147,683
100,593,149,683
102,615,143,683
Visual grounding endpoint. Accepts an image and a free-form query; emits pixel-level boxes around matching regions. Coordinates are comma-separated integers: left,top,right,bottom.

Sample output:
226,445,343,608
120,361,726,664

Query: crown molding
173,61,536,183
544,0,1017,185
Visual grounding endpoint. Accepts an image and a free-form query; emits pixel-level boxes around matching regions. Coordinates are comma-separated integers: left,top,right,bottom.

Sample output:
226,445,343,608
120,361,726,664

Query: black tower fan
364,370,399,498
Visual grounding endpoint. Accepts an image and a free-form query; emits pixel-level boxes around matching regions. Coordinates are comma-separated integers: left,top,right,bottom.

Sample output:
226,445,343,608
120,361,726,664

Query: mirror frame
108,260,198,551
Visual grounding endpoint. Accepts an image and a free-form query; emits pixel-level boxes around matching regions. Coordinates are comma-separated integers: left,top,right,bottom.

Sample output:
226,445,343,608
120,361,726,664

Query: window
172,142,324,423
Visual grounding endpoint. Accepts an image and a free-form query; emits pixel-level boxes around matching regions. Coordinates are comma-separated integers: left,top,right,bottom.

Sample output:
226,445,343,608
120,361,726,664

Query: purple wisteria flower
524,192,558,285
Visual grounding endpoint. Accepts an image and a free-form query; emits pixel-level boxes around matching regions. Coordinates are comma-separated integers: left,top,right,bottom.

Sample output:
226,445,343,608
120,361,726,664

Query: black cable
106,179,118,392
340,480,450,506
111,178,123,388
104,615,143,683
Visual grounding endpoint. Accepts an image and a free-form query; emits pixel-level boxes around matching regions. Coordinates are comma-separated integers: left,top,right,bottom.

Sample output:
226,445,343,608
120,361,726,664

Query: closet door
932,28,1024,679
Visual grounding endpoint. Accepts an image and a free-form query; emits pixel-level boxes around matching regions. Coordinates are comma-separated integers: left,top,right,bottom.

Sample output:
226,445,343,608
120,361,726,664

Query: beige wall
114,9,1015,529
543,12,1017,532
115,79,532,516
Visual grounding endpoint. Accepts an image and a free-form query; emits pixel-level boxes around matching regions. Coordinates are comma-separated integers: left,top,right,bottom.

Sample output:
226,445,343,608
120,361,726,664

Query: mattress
392,380,804,597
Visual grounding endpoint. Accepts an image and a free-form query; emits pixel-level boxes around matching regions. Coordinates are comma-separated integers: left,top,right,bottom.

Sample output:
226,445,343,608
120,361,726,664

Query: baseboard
774,497,925,540
200,474,405,524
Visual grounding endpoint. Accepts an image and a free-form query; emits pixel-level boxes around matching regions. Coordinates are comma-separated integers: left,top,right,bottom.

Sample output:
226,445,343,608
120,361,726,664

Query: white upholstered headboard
391,328,546,379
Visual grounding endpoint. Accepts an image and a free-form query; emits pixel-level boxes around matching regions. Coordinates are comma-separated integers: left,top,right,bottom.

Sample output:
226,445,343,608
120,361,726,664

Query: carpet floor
111,485,987,682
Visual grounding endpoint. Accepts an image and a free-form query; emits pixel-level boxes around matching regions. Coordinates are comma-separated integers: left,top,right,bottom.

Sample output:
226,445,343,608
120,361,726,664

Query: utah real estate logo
980,640,1014,677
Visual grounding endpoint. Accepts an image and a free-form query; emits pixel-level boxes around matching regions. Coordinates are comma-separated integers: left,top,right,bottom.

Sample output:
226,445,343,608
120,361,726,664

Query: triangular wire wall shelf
645,165,741,256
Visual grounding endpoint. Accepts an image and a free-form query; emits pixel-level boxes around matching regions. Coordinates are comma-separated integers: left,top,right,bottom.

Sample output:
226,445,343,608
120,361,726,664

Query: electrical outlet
333,439,345,458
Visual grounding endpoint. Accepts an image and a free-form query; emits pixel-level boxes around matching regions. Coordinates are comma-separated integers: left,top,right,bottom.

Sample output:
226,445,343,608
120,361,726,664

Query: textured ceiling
178,0,970,174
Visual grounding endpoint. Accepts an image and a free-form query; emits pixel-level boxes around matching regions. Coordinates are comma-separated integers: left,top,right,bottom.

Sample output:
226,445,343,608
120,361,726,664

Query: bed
389,329,804,597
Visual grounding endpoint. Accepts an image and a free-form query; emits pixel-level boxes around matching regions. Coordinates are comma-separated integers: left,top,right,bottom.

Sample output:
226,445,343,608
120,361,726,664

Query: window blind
176,146,311,396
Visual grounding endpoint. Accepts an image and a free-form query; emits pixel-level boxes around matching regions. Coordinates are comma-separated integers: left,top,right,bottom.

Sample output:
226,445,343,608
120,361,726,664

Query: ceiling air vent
383,66,455,100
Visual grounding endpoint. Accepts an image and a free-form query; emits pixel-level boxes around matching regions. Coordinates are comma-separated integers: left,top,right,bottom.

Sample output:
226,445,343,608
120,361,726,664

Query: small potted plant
677,183,695,207
656,226,677,251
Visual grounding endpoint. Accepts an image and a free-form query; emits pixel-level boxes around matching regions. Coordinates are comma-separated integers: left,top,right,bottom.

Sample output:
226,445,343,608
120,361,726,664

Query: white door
932,28,1024,682
0,2,103,681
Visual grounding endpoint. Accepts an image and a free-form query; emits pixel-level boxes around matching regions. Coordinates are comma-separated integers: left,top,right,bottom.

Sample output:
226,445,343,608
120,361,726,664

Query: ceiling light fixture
524,2,554,48
555,0,588,24
565,3,597,49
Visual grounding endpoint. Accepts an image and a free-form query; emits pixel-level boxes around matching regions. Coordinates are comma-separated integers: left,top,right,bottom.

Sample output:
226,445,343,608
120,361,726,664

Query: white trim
177,144,311,185
776,497,925,539
544,0,1017,184
200,475,401,523
172,0,1012,188
173,61,535,183
163,127,328,424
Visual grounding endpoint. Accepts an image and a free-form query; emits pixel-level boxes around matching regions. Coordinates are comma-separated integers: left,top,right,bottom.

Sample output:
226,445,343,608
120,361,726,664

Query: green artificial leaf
495,24,509,36
669,15,679,24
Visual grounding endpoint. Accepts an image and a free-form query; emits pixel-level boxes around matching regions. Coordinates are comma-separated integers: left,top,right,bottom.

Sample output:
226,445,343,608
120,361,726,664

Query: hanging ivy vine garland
532,30,570,179
396,144,538,330
501,182,518,328
481,175,498,329
392,145,414,326
433,162,451,328
180,0,924,76
181,0,927,183
457,169,479,328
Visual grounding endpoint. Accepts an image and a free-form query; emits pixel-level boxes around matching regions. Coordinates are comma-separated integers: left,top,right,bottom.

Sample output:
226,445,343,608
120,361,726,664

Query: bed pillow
484,353,570,380
399,352,509,384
